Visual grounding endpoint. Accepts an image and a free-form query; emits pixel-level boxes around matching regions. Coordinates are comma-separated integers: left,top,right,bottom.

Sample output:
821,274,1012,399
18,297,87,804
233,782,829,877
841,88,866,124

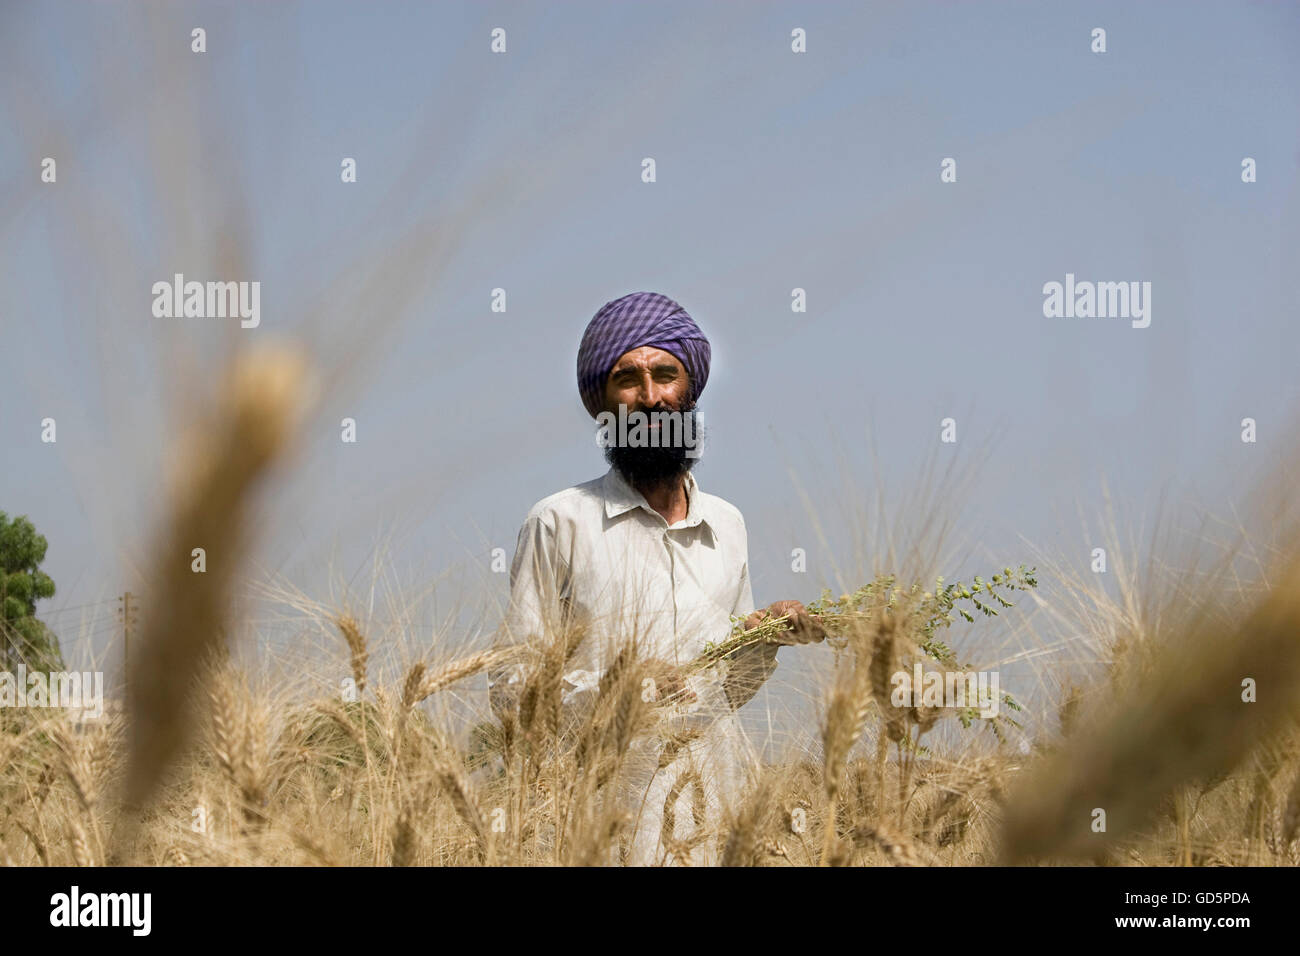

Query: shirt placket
663,527,679,642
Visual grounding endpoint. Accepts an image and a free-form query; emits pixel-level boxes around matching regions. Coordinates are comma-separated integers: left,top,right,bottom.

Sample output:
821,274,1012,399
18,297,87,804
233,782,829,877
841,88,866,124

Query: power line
36,599,121,615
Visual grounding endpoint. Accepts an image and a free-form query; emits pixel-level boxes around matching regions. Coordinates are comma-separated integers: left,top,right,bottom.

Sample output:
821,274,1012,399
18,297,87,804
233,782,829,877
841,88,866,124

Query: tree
0,511,64,671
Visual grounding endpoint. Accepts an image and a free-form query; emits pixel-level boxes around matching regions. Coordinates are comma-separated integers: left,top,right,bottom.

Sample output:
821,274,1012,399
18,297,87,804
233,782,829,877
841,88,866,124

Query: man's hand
639,659,697,705
743,599,827,645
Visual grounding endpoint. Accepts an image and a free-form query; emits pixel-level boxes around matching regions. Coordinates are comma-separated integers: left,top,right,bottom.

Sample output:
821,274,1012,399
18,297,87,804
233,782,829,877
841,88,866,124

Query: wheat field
3,348,1298,868
4,6,1299,870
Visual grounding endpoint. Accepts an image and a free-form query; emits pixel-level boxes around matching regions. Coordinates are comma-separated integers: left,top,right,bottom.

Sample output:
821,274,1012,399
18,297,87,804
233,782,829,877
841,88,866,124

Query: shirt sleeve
733,557,756,619
719,521,777,711
487,509,601,723
488,511,554,721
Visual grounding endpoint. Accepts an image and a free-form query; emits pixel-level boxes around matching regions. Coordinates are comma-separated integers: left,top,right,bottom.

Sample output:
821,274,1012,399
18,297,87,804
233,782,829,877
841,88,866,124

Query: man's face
602,346,691,416
600,346,702,488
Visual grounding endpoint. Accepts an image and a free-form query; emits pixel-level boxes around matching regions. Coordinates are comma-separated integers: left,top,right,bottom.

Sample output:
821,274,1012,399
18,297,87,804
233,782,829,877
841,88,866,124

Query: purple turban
576,291,712,419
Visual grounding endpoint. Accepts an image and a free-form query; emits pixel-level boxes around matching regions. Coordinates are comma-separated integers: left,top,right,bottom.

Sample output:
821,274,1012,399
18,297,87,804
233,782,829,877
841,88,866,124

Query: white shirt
487,466,777,864
488,467,770,716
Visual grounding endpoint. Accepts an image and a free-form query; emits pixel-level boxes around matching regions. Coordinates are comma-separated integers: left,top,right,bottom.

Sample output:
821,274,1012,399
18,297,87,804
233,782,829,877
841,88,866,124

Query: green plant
0,512,64,672
697,564,1039,738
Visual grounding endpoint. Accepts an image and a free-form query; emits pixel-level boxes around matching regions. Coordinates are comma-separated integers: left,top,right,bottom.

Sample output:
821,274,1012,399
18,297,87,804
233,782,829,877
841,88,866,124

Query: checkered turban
576,292,711,419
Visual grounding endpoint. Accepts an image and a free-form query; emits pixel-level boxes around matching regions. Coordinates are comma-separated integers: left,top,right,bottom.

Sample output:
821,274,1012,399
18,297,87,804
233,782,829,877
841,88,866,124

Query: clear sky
3,1,1298,749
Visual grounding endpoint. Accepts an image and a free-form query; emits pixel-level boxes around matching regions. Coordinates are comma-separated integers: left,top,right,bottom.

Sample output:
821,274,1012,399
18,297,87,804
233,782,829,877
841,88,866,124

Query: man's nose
635,373,663,409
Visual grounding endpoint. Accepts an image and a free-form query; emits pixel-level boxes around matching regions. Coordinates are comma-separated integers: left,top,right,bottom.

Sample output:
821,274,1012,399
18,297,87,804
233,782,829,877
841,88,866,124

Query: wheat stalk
112,344,312,864
336,615,369,697
1000,548,1300,864
411,648,514,705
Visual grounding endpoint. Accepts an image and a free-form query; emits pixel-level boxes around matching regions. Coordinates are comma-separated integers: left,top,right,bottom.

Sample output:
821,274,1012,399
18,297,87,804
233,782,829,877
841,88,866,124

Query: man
487,291,825,865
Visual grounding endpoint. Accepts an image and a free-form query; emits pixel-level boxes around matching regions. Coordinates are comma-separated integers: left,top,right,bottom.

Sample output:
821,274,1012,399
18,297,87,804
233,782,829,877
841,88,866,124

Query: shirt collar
601,467,716,533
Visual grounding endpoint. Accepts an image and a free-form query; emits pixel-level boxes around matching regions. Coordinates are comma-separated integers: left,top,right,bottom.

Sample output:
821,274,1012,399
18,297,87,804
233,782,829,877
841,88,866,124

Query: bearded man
487,290,825,865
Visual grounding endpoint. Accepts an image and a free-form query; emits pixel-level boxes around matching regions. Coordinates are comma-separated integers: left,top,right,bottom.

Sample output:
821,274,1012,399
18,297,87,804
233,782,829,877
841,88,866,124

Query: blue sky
3,1,1298,745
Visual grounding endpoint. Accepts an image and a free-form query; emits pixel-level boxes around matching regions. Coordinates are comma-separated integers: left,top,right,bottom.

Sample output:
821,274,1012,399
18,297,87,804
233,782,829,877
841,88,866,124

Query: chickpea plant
696,564,1039,740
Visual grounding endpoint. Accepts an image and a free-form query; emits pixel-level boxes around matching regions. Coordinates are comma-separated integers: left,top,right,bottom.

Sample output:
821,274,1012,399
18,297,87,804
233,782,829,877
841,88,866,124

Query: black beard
601,406,704,494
